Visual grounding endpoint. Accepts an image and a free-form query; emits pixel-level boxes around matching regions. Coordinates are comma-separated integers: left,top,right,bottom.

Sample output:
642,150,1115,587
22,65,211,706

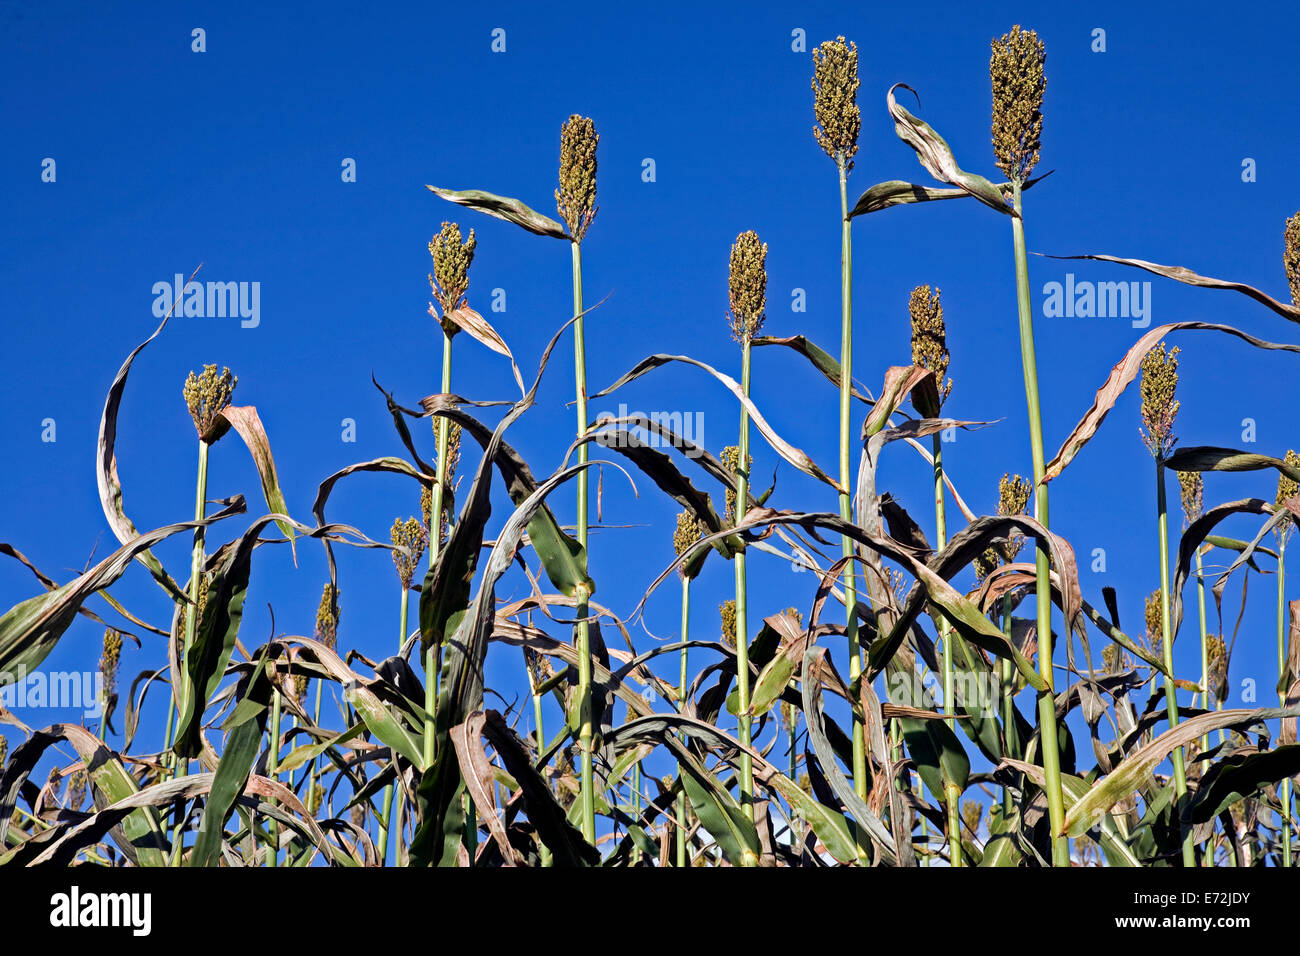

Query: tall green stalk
932,434,962,865
1010,184,1067,866
571,239,596,845
267,687,282,867
677,573,691,867
1155,463,1195,865
734,337,754,812
838,164,868,803
427,329,452,771
1278,537,1293,866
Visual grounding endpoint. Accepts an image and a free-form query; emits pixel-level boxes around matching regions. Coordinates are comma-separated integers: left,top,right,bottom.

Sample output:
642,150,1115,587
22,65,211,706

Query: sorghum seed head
908,285,952,406
720,599,737,648
720,445,751,524
990,25,1046,184
524,646,553,690
998,473,1032,562
1178,470,1203,527
307,782,325,817
390,517,427,590
66,770,87,810
182,365,236,440
294,671,309,701
1208,634,1228,705
1144,589,1163,656
727,231,768,342
556,115,599,243
315,583,339,651
420,482,433,531
673,510,704,559
1276,449,1299,509
812,37,861,171
428,221,477,323
1138,342,1179,459
99,628,123,702
781,699,797,732
961,799,983,834
1102,644,1122,673
1284,212,1300,308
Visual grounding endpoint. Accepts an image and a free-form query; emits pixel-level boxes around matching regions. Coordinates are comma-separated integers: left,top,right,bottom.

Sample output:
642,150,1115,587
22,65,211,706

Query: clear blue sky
3,1,1299,800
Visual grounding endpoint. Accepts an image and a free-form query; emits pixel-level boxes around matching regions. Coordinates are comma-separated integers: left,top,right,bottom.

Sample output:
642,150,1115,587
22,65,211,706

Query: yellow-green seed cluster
720,599,737,648
1144,589,1163,656
812,36,861,171
1276,449,1299,509
720,445,751,524
390,517,427,590
908,285,952,405
66,770,87,810
1102,644,1122,673
1138,342,1179,459
975,473,1031,579
961,799,983,835
1207,634,1228,704
1285,212,1300,308
315,583,339,651
990,25,1046,184
1177,470,1203,526
556,115,599,242
429,221,477,321
727,231,768,342
673,509,704,558
182,364,236,439
99,628,122,702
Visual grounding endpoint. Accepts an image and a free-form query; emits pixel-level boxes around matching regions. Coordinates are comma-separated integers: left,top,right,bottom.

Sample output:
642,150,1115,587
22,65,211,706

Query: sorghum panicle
1144,589,1163,656
908,285,952,406
556,115,599,242
1178,470,1203,528
315,583,340,651
1207,634,1228,705
811,37,861,171
975,473,1031,579
99,627,122,708
390,517,427,590
673,510,704,559
720,445,751,525
1284,212,1300,308
990,25,1046,184
429,221,477,323
727,231,768,342
182,365,236,440
1138,342,1179,459
720,599,737,648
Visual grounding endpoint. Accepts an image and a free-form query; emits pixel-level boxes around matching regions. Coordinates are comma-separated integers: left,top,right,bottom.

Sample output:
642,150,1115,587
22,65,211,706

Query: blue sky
3,0,1299,822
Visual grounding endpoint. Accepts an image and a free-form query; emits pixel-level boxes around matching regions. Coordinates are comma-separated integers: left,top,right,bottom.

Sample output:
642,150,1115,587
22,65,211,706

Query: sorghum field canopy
2,8,1300,868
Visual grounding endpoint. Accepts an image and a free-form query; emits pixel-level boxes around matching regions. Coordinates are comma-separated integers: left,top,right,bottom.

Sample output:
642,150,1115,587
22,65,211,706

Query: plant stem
1010,183,1068,867
734,335,754,820
1156,461,1195,866
1001,597,1016,818
267,688,281,867
932,433,962,866
426,329,453,772
378,583,409,866
1279,538,1289,868
571,239,596,845
526,659,552,867
677,574,691,867
837,161,868,803
1195,547,1210,765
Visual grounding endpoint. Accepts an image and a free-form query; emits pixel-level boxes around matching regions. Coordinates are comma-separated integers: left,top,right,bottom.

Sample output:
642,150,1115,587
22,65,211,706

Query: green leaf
1184,744,1300,825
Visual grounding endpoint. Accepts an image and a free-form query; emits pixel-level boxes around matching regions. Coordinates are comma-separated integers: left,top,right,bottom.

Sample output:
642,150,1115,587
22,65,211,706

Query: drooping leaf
1044,323,1300,483
1041,253,1300,325
886,84,1016,217
427,186,569,239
